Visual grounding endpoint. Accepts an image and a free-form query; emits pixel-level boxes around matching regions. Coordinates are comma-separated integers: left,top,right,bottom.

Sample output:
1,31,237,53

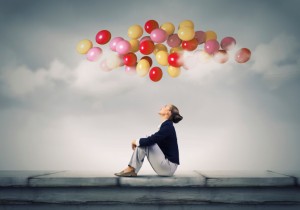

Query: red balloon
141,56,153,67
168,52,183,67
139,40,155,55
182,38,198,51
123,52,137,66
235,48,251,63
144,20,159,34
149,67,163,82
95,30,111,45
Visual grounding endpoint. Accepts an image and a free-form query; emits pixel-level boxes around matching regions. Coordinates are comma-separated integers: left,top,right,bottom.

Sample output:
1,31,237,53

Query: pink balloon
150,28,167,43
124,65,136,75
86,47,102,62
194,31,206,45
221,37,236,51
116,40,131,54
167,34,181,47
204,40,220,54
110,37,124,51
140,36,151,43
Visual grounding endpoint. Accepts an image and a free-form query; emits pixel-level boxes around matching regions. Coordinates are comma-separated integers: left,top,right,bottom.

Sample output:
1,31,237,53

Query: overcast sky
0,0,299,173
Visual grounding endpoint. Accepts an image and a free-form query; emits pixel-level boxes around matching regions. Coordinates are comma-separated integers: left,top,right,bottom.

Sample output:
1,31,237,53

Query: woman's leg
128,144,178,176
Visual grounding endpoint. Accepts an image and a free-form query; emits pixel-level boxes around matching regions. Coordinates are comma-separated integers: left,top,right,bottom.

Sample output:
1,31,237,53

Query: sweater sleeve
138,123,170,147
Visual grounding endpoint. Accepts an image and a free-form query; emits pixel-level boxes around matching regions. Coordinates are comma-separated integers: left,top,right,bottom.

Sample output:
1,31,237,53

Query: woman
114,104,183,177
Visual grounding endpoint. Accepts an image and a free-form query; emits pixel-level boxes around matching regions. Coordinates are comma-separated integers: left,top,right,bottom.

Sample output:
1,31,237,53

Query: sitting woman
115,104,183,177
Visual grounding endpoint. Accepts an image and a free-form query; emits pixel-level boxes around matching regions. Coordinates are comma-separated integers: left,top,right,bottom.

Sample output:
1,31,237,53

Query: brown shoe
114,170,137,177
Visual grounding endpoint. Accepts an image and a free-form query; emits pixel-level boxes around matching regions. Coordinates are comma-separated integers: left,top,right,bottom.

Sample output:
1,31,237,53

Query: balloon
168,52,183,67
214,50,229,63
128,24,143,39
160,22,175,35
140,36,151,43
204,40,220,54
95,30,111,45
155,51,169,66
86,47,102,62
106,54,122,70
136,59,150,77
116,40,131,54
76,39,93,54
110,37,124,52
144,20,159,34
129,39,139,52
125,65,136,75
205,30,217,41
167,34,182,48
153,43,168,55
199,50,212,63
150,28,167,43
221,37,236,51
235,48,251,63
170,46,183,54
167,66,181,78
149,67,163,82
123,52,137,66
182,38,198,51
179,20,194,29
118,54,125,67
141,56,153,67
178,27,195,41
194,31,206,45
100,59,112,72
139,40,155,55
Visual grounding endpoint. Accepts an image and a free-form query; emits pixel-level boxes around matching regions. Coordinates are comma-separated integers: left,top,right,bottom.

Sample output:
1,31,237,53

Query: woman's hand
131,140,137,150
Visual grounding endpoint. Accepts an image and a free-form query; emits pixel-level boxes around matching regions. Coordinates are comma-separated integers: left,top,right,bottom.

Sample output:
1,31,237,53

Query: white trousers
128,144,178,176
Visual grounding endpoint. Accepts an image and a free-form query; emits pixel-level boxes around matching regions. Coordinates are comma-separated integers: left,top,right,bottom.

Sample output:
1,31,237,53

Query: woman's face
159,104,172,117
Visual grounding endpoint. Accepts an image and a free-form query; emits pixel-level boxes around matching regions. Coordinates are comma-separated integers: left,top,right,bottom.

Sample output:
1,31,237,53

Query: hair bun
173,114,183,124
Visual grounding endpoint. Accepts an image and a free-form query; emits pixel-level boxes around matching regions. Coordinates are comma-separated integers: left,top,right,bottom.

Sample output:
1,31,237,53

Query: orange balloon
205,30,217,41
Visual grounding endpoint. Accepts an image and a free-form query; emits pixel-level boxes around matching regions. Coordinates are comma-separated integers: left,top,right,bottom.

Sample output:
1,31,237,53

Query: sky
0,0,299,173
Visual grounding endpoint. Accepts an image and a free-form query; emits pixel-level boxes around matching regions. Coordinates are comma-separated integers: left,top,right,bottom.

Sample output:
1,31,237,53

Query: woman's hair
169,105,183,124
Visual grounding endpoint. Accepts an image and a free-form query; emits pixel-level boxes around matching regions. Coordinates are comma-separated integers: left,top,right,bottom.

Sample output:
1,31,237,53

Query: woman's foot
114,166,137,177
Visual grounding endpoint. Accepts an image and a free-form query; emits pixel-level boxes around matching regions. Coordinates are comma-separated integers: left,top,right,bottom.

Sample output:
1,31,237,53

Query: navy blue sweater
139,120,180,165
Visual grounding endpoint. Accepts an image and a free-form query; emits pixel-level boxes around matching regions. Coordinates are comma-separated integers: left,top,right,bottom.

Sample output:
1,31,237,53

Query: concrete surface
0,170,299,209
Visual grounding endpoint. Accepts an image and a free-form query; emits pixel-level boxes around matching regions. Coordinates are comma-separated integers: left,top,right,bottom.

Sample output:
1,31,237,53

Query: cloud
0,57,144,98
250,33,300,88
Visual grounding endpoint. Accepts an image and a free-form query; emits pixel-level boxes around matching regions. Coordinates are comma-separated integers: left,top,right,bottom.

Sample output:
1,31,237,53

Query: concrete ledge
0,170,299,207
1,170,299,188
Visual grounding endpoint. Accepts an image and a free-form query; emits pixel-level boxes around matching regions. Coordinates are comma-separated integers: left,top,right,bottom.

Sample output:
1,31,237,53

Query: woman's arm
138,123,171,147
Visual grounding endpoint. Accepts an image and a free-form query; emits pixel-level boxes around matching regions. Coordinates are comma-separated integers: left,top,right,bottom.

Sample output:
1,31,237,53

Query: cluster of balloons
76,20,251,82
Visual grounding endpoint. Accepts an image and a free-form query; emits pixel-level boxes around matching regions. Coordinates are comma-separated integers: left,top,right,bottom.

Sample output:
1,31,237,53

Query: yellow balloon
179,20,194,29
205,30,217,41
178,27,195,41
76,39,93,54
170,47,183,54
160,22,175,35
156,51,169,66
153,43,168,55
167,66,181,78
128,24,143,39
136,59,150,77
129,39,139,53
